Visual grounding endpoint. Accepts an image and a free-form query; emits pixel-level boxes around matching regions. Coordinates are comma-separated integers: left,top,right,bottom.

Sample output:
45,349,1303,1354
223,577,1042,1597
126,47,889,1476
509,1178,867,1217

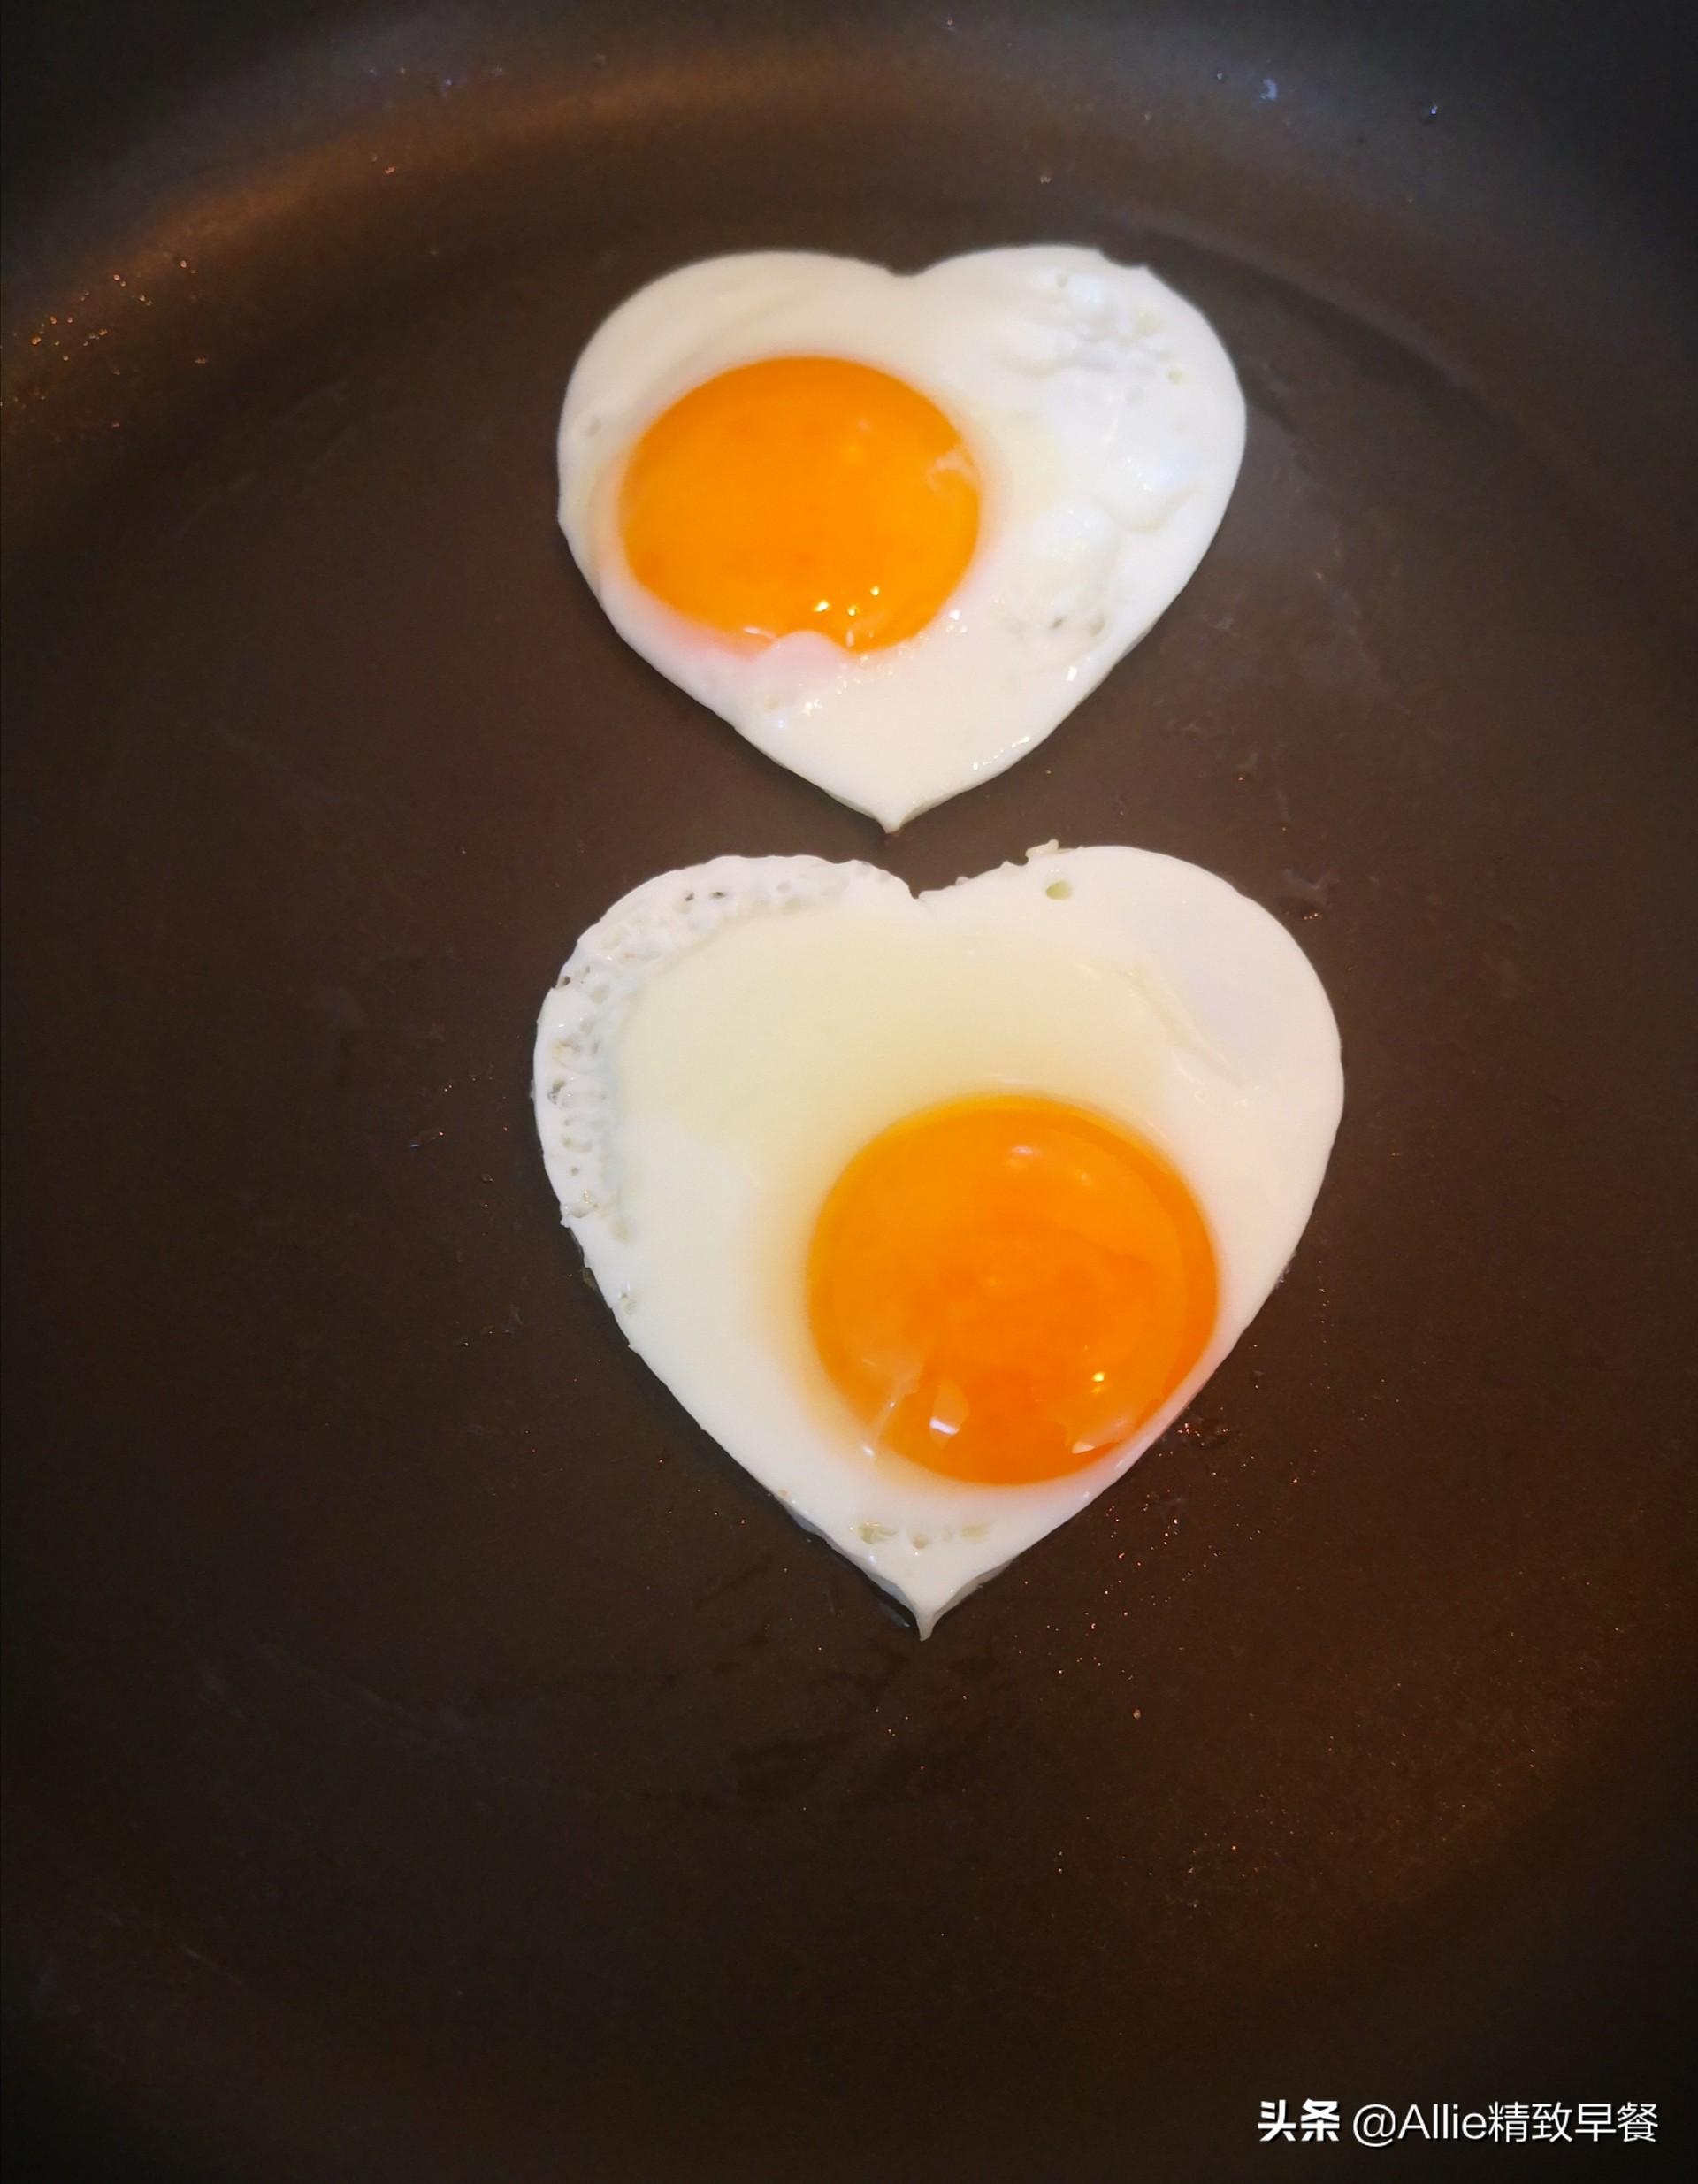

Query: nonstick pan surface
4,4,1694,2180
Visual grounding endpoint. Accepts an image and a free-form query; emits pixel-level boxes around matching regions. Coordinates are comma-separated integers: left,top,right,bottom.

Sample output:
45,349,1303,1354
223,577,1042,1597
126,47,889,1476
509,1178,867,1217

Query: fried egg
558,250,1245,829
533,846,1342,1635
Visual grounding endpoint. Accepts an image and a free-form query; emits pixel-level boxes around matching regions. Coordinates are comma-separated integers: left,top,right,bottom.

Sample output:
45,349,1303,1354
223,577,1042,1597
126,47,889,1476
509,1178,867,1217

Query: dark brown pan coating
4,4,1694,2178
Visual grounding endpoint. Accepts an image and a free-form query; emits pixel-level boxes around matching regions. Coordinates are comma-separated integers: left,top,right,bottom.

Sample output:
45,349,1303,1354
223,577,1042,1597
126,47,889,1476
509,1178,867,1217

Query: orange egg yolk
807,1095,1217,1486
617,356,981,652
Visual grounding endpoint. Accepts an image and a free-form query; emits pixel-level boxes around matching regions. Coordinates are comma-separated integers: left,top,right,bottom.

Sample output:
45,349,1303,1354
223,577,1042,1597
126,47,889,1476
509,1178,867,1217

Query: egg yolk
617,356,981,652
807,1095,1217,1486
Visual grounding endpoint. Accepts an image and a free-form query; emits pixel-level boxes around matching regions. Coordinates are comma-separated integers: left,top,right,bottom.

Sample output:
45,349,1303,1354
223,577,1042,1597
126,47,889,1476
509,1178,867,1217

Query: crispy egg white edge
532,845,1342,1636
556,249,1246,829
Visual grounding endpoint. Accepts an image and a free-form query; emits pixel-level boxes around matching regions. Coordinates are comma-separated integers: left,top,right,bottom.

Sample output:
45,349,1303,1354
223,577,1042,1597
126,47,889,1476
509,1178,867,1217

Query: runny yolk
807,1094,1217,1486
617,356,981,652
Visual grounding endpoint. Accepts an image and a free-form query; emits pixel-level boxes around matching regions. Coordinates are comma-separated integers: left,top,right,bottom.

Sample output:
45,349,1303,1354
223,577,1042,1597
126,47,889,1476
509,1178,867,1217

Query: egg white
559,250,1246,830
533,846,1342,1635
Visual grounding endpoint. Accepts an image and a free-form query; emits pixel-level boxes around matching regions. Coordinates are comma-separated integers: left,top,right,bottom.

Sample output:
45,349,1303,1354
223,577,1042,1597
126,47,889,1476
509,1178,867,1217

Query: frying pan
4,2,1694,2178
